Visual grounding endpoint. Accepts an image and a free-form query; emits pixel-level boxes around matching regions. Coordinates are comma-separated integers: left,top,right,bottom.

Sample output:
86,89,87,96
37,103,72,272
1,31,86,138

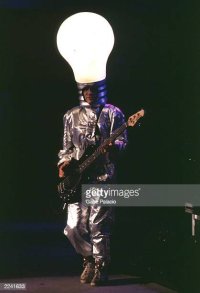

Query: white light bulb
56,12,115,84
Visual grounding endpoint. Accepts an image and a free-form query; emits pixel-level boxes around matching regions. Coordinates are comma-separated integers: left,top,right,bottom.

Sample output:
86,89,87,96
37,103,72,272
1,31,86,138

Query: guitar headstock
127,109,144,127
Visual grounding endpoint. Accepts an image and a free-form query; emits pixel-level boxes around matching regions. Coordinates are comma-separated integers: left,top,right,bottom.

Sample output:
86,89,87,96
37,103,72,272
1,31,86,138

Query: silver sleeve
110,107,128,151
57,110,75,165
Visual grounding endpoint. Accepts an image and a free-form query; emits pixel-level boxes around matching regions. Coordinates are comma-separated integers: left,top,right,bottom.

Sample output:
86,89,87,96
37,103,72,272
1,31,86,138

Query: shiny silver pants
64,203,114,262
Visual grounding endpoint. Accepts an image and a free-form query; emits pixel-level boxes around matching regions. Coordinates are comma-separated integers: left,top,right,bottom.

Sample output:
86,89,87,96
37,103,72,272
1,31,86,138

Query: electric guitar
57,109,144,206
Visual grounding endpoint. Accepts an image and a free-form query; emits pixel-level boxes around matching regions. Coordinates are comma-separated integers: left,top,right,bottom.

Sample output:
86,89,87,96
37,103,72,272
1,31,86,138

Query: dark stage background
0,0,200,291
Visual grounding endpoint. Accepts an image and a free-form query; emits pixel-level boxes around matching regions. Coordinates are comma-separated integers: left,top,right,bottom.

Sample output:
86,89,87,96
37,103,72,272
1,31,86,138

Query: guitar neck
79,122,127,173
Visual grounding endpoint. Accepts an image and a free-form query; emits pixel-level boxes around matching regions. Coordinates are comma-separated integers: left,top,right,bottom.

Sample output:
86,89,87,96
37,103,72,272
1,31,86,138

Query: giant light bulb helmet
56,12,115,106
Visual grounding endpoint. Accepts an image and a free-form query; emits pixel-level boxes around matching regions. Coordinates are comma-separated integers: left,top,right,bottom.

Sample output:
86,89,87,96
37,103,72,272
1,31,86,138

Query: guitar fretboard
79,122,127,173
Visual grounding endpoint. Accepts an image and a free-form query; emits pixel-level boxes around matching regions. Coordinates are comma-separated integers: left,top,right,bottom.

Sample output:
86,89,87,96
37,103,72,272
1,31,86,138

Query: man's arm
58,110,75,177
109,106,128,152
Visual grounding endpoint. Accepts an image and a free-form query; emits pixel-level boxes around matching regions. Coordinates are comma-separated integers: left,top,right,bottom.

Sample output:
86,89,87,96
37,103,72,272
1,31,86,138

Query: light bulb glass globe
56,12,115,83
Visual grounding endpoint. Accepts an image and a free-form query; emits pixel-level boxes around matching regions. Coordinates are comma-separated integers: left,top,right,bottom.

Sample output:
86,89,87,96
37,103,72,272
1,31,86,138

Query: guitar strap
94,105,104,143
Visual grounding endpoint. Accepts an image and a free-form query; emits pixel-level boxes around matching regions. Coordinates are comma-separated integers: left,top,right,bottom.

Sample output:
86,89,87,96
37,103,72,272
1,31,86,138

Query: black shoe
90,259,108,286
80,256,95,284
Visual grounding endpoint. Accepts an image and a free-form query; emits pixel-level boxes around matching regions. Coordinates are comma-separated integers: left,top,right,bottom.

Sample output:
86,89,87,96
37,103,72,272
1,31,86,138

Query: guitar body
57,145,97,204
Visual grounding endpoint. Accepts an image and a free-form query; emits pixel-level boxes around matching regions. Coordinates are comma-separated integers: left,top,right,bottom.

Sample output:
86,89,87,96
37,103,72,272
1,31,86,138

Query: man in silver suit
58,83,127,286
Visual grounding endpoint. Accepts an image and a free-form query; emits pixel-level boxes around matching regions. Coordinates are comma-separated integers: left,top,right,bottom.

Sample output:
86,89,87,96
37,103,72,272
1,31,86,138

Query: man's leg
89,206,114,286
64,202,92,256
64,203,95,283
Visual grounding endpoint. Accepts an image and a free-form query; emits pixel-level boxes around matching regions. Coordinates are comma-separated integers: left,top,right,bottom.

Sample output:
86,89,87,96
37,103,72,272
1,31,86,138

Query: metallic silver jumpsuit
58,102,127,263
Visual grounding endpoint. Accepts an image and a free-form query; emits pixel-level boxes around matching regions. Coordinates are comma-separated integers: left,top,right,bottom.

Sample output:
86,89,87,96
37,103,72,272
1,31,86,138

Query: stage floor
0,275,177,293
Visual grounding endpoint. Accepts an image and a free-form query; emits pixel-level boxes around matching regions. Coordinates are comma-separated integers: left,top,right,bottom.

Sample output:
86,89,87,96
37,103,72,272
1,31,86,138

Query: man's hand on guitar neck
58,160,70,178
